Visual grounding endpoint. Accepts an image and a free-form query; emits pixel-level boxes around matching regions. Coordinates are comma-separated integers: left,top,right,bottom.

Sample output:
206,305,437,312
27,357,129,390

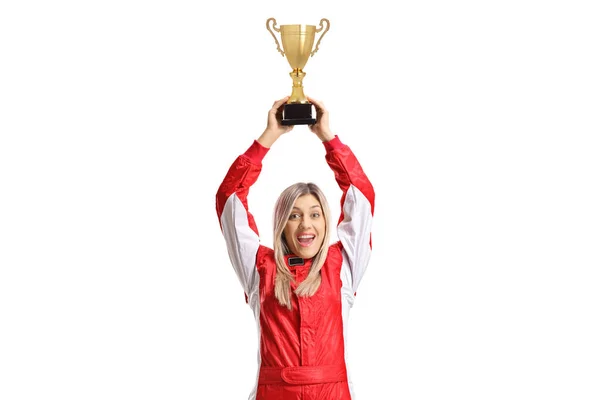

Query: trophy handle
266,18,285,57
311,18,330,57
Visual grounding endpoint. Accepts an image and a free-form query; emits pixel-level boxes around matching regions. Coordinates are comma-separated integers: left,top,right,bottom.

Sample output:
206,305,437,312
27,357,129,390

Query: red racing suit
216,136,375,400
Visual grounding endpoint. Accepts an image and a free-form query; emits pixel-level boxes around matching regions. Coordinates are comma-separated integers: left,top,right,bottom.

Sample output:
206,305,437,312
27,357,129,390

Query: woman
216,95,375,400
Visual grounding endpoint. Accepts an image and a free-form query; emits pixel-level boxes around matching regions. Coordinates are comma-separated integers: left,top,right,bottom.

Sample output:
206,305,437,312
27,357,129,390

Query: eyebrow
292,205,322,210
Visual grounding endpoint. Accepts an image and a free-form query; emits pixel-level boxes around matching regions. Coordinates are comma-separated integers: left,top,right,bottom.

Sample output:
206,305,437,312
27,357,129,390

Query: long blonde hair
273,182,331,310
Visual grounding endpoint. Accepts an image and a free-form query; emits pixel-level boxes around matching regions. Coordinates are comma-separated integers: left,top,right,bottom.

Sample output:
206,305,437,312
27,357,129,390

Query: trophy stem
288,69,308,104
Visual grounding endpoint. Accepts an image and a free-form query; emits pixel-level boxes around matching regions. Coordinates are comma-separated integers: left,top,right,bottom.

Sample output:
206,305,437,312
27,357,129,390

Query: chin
303,252,318,259
295,247,318,259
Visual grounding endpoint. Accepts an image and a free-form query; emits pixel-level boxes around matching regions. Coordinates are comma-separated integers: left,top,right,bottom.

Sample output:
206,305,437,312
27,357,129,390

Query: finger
306,96,325,111
275,105,285,118
272,96,290,109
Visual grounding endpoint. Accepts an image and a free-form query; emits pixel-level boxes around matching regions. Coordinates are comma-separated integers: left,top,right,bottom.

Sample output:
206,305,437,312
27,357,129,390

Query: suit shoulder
256,245,274,270
326,241,344,262
329,241,343,253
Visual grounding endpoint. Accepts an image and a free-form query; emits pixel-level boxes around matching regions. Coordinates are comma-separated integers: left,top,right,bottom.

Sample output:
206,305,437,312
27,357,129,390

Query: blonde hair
273,182,331,310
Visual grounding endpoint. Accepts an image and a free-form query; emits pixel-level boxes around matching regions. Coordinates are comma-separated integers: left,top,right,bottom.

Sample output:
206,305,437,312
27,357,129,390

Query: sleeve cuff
323,135,344,153
243,140,270,164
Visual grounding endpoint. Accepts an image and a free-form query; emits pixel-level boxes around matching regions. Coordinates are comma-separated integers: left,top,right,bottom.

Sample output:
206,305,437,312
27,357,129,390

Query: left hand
307,96,335,142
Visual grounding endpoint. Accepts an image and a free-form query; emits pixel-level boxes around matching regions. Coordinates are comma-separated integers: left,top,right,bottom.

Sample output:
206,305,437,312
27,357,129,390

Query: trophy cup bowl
266,17,330,125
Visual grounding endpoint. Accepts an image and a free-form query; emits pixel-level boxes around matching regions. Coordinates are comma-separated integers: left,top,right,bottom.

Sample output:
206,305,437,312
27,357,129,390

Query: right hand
258,96,293,148
266,96,294,135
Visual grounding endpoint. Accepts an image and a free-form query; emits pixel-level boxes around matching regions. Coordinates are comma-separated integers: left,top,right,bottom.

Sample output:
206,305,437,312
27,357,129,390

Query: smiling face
283,194,326,259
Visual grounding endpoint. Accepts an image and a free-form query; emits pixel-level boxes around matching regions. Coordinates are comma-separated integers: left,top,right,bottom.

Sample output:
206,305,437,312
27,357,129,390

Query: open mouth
297,234,316,247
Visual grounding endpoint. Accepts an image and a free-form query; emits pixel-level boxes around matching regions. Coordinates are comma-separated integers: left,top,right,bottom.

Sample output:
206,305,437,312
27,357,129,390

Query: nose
299,215,312,229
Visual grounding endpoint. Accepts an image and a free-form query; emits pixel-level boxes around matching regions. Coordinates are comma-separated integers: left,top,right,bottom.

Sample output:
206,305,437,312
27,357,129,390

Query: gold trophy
266,17,330,125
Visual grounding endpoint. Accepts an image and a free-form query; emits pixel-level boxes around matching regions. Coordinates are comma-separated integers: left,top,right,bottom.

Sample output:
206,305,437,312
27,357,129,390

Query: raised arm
308,97,375,293
215,96,293,297
326,138,375,293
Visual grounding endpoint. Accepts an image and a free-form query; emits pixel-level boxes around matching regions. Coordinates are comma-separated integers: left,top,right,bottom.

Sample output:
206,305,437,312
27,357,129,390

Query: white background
1,0,599,399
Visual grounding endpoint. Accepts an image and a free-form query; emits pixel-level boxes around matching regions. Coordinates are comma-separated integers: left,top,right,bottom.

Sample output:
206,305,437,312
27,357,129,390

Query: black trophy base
281,103,316,126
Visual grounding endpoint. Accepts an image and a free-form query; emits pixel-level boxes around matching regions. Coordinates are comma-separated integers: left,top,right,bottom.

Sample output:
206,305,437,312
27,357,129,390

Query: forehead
292,194,321,209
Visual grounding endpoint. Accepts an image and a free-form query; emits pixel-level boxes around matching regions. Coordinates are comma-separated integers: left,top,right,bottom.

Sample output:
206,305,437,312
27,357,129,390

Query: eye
311,212,321,218
289,213,300,220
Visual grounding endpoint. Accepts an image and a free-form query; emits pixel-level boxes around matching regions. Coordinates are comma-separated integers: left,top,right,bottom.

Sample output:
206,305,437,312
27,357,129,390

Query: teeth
298,235,315,239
